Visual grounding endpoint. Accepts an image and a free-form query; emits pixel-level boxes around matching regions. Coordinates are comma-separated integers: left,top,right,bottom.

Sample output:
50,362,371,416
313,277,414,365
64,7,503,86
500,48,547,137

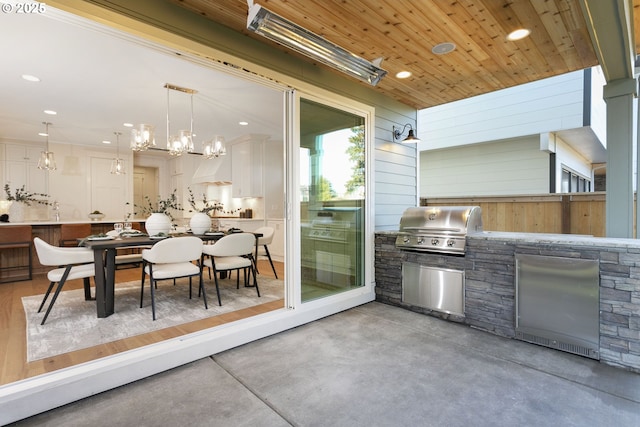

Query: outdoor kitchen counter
375,230,640,373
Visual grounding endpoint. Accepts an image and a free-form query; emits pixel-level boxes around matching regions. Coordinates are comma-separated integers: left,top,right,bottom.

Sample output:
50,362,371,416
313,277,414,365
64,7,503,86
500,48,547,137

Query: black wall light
393,124,420,143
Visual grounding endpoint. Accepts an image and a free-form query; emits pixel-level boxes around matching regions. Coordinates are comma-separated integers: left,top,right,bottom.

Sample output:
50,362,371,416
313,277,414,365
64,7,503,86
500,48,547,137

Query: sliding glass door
299,98,366,302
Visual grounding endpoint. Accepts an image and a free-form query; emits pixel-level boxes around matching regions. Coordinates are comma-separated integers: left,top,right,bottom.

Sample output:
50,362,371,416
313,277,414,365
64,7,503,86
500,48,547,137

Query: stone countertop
467,231,640,249
376,229,640,249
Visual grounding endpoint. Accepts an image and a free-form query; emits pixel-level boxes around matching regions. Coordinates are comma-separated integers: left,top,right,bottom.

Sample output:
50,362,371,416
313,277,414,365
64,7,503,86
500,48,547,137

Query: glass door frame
285,90,375,309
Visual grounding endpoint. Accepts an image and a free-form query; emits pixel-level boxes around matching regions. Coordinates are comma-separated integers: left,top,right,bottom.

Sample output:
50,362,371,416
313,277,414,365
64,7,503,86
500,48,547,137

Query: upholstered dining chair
33,237,96,325
253,226,277,278
201,232,260,307
140,236,205,321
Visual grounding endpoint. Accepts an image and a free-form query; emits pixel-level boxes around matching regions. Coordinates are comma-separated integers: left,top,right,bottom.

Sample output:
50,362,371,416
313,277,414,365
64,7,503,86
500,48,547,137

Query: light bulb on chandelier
203,135,226,159
130,123,155,151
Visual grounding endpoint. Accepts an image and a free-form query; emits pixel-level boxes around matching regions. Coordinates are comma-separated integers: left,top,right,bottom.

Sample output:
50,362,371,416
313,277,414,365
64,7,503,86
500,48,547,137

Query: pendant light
110,131,125,175
37,121,57,171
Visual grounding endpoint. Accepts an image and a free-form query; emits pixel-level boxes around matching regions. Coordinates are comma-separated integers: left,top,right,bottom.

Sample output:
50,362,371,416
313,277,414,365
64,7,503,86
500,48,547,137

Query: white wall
419,70,585,151
420,136,549,197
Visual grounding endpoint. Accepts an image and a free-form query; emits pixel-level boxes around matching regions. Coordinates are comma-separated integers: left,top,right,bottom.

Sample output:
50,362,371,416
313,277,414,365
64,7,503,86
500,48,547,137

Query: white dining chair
33,237,96,325
202,232,260,306
139,236,205,321
253,226,278,279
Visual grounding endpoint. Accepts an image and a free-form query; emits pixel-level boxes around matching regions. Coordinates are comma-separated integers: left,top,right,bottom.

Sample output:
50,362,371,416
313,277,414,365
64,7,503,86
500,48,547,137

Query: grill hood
191,156,231,185
396,206,483,254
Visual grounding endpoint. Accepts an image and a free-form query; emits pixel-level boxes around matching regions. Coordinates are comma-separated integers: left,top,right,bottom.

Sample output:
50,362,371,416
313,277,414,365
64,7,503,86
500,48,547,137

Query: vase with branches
187,187,223,216
4,184,50,206
127,189,182,221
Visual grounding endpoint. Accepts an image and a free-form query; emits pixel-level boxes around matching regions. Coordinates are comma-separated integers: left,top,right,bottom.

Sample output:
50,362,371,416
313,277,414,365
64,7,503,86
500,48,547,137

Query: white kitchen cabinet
4,143,48,195
231,136,265,198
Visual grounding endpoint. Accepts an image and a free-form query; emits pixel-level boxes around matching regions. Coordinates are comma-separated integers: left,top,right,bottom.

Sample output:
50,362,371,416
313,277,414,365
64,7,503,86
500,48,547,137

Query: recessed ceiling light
239,121,249,126
396,71,412,79
102,140,111,144
432,42,456,55
22,74,40,82
507,28,531,41
123,123,133,128
44,110,57,115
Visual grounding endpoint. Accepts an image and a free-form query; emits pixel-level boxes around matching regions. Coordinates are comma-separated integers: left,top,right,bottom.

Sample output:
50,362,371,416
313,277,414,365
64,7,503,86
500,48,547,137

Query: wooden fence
421,192,608,237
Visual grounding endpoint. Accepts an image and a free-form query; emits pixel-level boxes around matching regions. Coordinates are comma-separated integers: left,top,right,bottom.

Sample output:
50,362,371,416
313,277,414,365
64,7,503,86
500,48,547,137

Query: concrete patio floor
11,302,640,426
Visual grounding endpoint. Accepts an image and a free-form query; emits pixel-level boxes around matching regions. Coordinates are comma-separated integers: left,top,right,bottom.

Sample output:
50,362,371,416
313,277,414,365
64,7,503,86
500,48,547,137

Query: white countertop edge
0,219,144,226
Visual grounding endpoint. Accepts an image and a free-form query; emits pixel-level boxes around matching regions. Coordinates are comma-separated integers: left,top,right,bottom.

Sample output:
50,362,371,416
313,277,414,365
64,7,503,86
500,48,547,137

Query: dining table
80,231,261,318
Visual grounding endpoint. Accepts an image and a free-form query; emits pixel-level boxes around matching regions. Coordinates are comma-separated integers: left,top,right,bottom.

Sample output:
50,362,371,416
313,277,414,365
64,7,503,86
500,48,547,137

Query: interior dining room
0,3,290,387
1,3,378,417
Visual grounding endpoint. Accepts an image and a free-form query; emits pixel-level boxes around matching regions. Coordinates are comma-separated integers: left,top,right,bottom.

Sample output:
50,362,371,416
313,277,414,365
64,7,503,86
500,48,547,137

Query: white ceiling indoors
0,7,284,154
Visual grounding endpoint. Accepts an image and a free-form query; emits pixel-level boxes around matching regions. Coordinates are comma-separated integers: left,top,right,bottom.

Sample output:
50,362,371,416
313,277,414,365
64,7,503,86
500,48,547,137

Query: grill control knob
447,240,455,247
403,236,410,244
431,238,439,246
417,237,424,244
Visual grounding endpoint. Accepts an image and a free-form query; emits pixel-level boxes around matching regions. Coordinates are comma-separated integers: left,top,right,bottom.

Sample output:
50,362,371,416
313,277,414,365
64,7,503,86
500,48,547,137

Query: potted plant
129,190,182,236
3,184,50,222
88,210,105,221
187,187,222,235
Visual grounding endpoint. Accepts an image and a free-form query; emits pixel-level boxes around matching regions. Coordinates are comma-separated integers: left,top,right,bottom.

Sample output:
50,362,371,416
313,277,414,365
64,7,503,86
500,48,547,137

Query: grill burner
307,220,350,242
395,206,483,254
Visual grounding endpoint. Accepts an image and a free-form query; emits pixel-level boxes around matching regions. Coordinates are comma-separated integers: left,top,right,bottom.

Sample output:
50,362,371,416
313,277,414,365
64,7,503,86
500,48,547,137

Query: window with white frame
561,168,591,193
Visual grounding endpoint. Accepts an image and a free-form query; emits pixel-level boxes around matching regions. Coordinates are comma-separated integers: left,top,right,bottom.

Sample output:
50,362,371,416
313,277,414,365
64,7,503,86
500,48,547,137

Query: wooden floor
0,260,284,386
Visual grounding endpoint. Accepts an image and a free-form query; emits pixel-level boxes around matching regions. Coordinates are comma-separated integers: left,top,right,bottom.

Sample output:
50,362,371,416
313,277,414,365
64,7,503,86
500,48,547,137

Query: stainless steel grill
395,206,483,254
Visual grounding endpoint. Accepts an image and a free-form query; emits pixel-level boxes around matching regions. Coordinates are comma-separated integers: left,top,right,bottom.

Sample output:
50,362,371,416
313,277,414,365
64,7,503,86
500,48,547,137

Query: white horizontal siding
373,117,417,230
419,70,586,150
420,137,549,197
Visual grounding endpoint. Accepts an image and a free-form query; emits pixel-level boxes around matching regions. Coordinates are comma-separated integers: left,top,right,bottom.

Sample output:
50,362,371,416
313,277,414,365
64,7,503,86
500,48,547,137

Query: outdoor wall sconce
393,123,421,143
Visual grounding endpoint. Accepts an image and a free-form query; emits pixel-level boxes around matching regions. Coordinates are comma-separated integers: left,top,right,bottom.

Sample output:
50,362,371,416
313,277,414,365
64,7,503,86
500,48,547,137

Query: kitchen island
375,230,640,373
0,220,143,278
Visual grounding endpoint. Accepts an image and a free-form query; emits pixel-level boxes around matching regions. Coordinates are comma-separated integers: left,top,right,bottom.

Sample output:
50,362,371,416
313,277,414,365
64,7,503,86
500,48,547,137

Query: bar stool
59,223,91,247
0,225,32,283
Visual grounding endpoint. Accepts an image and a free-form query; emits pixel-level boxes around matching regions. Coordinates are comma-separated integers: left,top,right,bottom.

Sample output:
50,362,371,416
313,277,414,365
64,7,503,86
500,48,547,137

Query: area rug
22,277,284,362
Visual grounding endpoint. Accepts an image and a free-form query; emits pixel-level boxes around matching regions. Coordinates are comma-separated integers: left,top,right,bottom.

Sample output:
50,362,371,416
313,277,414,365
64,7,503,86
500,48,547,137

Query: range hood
192,156,232,184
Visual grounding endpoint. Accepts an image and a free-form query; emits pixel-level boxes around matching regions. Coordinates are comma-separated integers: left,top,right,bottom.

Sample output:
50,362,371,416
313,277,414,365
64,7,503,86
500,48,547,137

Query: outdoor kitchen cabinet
402,262,465,317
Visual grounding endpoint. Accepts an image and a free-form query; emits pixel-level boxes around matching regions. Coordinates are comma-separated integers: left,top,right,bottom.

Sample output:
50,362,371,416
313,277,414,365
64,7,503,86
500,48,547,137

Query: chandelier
37,121,56,171
166,83,196,156
110,131,125,175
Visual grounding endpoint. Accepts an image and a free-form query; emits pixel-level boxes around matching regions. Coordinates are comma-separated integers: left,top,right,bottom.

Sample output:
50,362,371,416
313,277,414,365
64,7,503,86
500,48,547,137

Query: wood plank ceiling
170,0,599,110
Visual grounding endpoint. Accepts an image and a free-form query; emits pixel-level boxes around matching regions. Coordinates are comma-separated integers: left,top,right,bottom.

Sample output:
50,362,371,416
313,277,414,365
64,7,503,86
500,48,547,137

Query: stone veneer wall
375,231,640,373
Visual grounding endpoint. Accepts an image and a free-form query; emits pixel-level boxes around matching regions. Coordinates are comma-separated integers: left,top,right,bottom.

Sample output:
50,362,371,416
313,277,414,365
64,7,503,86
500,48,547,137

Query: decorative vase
189,212,211,235
145,212,172,236
8,201,25,222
